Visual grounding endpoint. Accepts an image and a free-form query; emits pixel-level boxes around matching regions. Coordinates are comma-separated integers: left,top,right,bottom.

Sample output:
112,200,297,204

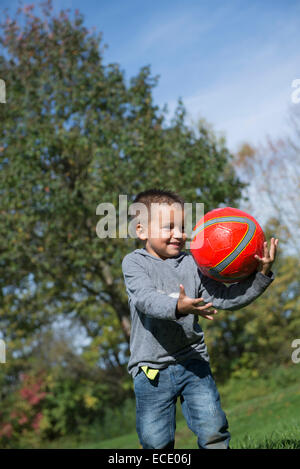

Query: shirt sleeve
198,267,275,311
121,255,179,321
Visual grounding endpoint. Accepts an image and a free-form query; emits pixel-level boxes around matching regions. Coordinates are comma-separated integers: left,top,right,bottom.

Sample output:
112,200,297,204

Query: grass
227,383,300,449
39,365,300,449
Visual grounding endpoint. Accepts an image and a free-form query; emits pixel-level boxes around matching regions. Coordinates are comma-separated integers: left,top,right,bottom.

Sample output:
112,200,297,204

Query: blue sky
1,0,300,151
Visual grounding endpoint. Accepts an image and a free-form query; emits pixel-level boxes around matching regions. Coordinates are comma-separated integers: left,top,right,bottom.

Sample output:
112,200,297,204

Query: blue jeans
133,358,230,449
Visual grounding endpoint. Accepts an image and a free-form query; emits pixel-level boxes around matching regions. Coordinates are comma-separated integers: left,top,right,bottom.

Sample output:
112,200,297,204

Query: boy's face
136,203,187,260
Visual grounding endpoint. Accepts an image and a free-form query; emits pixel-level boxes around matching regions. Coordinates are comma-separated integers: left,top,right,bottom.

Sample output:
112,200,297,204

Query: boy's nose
172,227,183,238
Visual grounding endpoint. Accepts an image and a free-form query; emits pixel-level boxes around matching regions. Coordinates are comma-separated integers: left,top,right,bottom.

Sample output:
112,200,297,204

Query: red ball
190,207,265,283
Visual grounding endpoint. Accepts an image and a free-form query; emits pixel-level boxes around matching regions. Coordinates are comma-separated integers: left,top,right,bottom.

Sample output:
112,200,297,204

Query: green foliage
0,370,49,448
80,398,137,442
0,1,246,443
0,356,134,447
219,360,300,409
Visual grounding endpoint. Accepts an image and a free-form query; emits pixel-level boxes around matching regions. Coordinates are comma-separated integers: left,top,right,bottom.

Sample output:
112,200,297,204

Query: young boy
121,189,278,449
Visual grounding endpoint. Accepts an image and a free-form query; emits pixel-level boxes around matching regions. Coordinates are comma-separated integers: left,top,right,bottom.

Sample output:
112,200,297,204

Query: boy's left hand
254,237,279,276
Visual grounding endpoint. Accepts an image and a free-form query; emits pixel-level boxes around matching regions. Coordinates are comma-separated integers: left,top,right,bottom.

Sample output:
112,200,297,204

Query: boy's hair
130,189,185,230
133,188,184,208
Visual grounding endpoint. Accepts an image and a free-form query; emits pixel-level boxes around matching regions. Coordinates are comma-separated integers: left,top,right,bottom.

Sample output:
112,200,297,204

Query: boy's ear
136,223,147,241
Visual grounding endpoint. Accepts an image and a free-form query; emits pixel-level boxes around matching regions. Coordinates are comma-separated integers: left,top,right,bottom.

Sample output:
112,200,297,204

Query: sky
1,0,300,151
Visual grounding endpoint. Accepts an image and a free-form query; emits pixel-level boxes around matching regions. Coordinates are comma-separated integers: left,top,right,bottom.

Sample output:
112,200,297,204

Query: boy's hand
176,284,218,320
254,237,279,276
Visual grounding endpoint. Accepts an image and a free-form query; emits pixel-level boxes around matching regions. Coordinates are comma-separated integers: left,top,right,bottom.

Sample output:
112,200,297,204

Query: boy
121,189,278,449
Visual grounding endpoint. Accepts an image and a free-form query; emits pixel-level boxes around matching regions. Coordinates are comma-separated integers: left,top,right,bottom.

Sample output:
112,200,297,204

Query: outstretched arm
198,269,274,311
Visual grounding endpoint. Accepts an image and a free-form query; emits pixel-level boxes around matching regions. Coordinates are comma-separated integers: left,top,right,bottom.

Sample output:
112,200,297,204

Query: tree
233,105,300,257
0,1,246,399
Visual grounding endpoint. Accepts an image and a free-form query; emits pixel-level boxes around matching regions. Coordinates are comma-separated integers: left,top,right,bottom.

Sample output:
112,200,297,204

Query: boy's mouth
168,242,181,247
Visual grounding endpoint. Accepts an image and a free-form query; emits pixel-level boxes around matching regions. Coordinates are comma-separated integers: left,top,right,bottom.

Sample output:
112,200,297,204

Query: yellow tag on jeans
141,366,159,380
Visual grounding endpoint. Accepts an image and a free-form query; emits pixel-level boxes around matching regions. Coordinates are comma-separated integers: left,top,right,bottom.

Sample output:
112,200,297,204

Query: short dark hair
133,188,184,208
130,188,185,227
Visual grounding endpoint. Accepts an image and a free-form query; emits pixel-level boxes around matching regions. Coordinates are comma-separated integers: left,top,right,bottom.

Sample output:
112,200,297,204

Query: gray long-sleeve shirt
122,247,275,377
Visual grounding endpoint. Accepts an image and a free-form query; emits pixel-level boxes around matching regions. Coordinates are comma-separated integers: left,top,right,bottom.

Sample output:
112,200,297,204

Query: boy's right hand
176,284,218,321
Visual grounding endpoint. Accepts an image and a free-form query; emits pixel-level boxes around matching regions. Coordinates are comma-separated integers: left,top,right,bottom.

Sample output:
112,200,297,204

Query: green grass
39,365,300,449
224,383,300,449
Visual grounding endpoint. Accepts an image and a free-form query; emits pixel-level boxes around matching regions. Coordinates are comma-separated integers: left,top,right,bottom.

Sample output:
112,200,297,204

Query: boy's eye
162,225,185,231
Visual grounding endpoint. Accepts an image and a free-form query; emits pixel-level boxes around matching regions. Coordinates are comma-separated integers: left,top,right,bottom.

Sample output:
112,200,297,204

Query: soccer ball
190,207,265,283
